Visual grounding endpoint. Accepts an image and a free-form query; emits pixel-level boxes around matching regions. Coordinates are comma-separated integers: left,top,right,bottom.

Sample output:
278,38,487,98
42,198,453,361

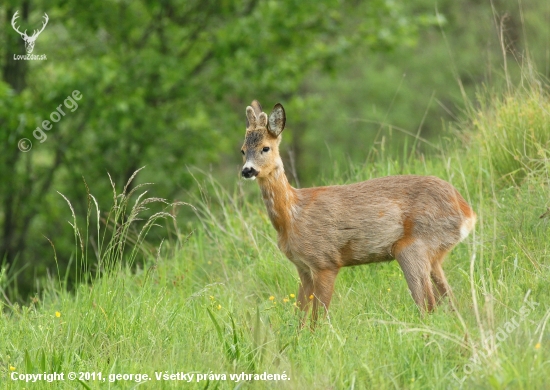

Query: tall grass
468,80,550,185
1,84,550,389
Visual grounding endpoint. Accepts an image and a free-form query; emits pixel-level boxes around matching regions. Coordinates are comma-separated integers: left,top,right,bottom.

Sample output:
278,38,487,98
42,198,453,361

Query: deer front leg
311,267,340,325
296,267,314,312
295,267,314,328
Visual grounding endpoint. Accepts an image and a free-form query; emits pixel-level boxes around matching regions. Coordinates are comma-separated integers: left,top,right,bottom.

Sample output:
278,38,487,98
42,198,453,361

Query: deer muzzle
242,166,259,179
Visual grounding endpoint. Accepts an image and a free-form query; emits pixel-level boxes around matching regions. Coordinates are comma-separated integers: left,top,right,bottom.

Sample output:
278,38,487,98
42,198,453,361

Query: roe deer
240,100,476,322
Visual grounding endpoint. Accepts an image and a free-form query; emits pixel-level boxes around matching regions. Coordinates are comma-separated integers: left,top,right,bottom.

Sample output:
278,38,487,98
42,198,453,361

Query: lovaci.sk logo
11,10,48,61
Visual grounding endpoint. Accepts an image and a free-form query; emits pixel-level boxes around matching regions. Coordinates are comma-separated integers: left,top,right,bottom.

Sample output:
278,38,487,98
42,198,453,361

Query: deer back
281,175,474,270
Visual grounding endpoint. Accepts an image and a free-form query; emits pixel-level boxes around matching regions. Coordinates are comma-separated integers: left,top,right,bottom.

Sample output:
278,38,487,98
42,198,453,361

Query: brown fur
241,102,476,324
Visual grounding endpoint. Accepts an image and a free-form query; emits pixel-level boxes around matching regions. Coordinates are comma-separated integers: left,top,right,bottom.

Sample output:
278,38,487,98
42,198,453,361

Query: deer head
241,100,286,180
11,11,49,54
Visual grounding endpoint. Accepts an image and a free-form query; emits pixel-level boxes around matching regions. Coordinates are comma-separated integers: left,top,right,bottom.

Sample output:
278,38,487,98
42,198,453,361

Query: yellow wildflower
309,295,314,300
9,366,15,371
55,311,61,318
535,343,541,349
290,294,295,298
283,298,289,303
269,296,275,301
217,304,221,310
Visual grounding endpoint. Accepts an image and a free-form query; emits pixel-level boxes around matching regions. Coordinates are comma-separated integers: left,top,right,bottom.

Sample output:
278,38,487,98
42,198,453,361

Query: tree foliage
0,0,428,297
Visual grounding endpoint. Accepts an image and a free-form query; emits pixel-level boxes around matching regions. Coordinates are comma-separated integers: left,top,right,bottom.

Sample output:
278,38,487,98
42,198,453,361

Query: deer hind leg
311,268,340,325
430,250,454,305
395,241,436,313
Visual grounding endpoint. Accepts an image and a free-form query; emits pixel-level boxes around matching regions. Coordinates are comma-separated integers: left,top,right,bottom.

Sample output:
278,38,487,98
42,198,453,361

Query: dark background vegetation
1,0,549,299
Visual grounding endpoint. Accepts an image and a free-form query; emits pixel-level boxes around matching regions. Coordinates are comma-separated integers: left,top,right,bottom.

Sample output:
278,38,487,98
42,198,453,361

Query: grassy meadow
1,83,550,389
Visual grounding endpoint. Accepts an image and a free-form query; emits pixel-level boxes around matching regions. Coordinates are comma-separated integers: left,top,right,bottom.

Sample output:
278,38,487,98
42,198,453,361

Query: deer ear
246,106,257,129
267,103,285,137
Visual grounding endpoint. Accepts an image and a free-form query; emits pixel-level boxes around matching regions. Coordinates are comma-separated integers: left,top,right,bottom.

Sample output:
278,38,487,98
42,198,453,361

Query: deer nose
242,167,259,179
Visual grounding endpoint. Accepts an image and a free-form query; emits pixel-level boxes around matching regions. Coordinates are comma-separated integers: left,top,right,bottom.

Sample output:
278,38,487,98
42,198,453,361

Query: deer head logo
11,11,49,54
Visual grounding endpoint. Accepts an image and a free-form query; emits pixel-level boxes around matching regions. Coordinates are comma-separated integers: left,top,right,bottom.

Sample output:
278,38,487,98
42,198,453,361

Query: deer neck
257,165,297,234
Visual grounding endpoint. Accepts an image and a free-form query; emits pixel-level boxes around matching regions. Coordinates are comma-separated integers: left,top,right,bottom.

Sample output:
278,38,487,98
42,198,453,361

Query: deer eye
262,147,270,152
241,150,245,155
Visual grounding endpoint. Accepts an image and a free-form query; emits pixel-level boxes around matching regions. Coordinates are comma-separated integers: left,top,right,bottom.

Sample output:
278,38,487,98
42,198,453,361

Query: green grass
468,83,550,185
1,86,550,389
